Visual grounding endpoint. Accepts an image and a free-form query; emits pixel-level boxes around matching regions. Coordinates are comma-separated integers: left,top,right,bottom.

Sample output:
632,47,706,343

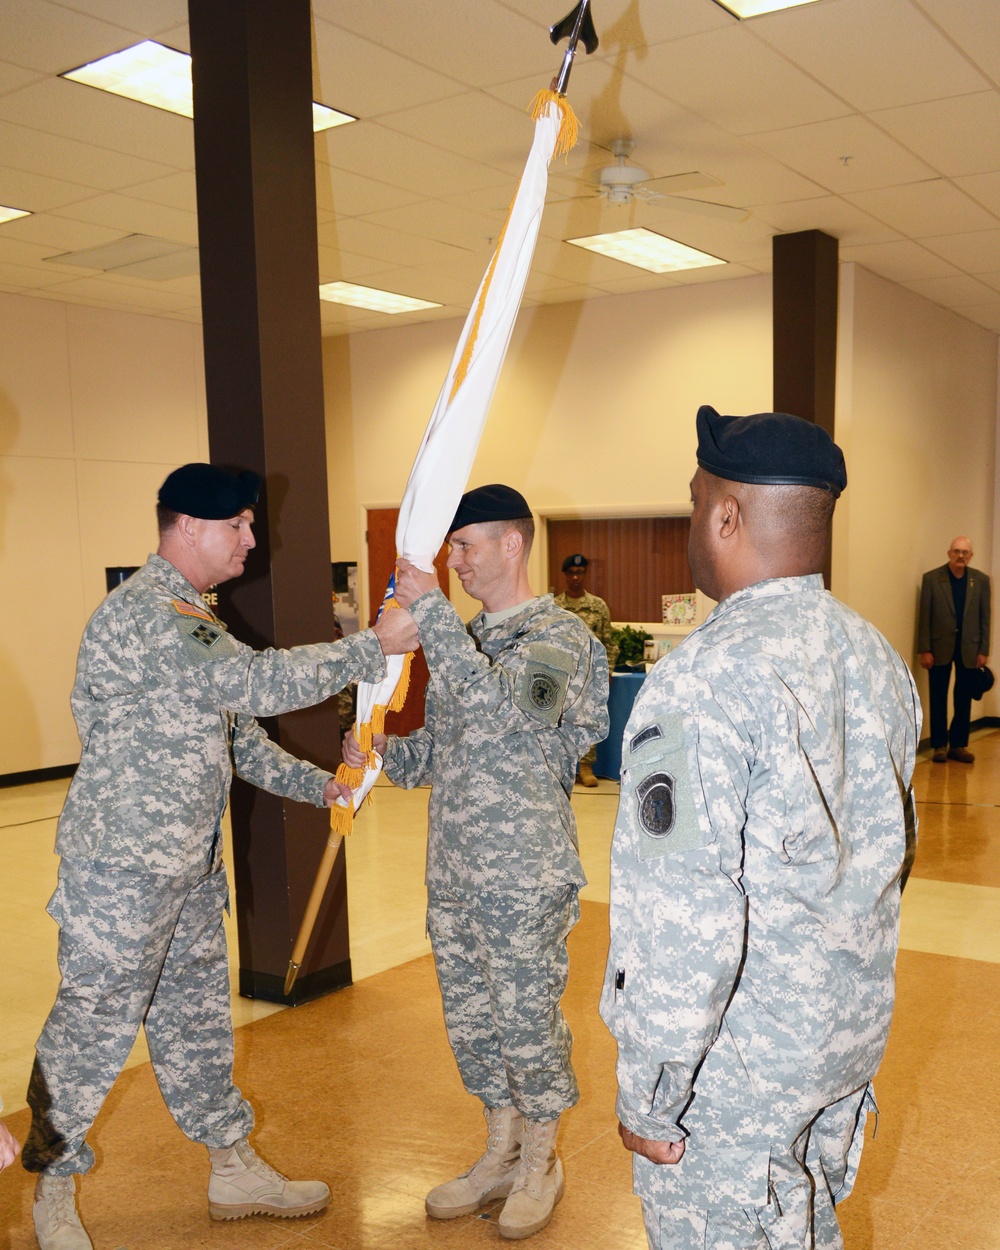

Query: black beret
158,463,261,519
562,553,588,572
696,406,847,498
449,483,532,534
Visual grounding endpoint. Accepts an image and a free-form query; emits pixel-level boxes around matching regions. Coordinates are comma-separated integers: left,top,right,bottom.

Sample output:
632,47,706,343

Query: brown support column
189,0,349,1003
773,229,839,586
772,229,839,436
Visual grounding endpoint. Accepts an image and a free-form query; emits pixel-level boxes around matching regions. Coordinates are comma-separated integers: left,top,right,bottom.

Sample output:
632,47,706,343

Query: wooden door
366,508,450,736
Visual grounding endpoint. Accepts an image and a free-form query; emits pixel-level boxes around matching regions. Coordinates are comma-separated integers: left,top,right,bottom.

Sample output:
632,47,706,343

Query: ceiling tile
361,199,504,253
750,0,990,112
901,272,998,306
846,179,998,237
47,0,188,36
0,60,44,96
955,172,1000,218
839,239,960,283
913,0,1000,87
753,195,901,246
749,115,936,193
329,217,477,270
378,93,536,175
0,166,100,212
870,92,1000,179
626,25,851,136
31,273,196,311
498,0,733,48
0,212,120,252
0,118,177,191
313,1,555,89
51,192,198,245
320,121,511,199
918,229,1000,273
122,171,196,211
315,243,414,284
315,164,423,221
4,0,137,74
0,79,194,169
312,18,465,119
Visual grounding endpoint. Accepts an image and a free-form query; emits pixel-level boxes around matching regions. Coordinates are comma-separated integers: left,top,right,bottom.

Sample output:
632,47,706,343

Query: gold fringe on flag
528,89,579,158
329,795,355,836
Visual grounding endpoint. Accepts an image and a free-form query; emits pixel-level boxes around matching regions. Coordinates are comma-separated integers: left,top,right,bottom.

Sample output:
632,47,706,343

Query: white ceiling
2,0,1000,336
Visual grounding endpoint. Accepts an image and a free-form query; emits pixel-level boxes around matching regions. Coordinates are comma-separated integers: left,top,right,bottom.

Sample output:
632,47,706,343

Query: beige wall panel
0,292,73,457
66,304,203,463
325,275,773,618
833,263,998,728
76,460,171,617
0,456,84,773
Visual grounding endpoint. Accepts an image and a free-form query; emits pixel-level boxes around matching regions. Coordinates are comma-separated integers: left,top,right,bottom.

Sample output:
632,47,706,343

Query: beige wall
323,274,774,622
2,260,997,775
0,292,208,774
833,264,999,728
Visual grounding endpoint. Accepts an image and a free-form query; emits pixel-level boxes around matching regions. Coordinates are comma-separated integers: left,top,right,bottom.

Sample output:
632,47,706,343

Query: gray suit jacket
918,564,991,667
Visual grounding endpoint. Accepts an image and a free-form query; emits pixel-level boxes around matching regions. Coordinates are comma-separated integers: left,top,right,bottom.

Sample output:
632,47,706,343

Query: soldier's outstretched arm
132,597,392,718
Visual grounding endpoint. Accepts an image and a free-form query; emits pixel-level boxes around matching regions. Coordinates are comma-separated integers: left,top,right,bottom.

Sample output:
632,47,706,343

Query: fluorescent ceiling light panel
62,41,355,131
712,0,820,17
0,205,31,225
567,228,725,273
319,282,441,314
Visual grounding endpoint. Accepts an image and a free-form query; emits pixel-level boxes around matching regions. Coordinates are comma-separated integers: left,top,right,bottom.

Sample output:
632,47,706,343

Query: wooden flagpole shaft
284,831,344,995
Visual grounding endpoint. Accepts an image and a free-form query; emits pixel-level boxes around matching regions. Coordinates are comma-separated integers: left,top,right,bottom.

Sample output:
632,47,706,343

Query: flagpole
283,5,599,997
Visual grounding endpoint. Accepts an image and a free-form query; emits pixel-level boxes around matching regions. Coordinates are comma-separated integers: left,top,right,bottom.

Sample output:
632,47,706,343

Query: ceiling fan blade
643,171,724,195
652,195,750,223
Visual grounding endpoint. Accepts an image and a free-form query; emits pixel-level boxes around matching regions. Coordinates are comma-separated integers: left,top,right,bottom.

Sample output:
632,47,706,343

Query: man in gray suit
918,537,991,763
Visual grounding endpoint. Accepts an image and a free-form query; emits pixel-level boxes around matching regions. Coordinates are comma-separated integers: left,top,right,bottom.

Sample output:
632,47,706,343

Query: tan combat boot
577,762,598,787
33,1174,93,1250
425,1104,523,1219
207,1138,331,1220
498,1116,563,1240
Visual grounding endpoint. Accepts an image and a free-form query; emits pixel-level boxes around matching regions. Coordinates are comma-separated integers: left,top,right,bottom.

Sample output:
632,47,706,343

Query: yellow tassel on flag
329,796,355,836
388,650,413,712
528,89,579,158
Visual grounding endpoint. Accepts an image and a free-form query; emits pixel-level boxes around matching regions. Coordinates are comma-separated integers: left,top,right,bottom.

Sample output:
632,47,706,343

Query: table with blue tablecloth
594,671,646,781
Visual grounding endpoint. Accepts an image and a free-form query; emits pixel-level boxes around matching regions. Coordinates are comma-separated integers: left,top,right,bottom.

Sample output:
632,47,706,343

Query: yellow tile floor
1,733,998,1248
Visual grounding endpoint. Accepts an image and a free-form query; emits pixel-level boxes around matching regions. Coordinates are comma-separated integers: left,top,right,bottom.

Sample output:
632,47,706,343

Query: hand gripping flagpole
284,3,599,997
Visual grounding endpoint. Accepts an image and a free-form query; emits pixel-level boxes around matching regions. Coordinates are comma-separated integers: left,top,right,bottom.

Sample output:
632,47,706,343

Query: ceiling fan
577,140,750,223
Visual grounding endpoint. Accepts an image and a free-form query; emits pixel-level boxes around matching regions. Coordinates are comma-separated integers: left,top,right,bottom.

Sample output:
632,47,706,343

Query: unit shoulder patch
515,657,570,725
624,712,706,859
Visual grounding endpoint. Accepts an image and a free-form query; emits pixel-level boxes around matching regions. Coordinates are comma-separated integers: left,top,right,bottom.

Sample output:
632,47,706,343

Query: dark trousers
928,659,973,749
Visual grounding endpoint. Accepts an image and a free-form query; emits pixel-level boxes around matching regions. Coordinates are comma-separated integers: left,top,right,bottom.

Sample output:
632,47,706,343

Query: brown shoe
576,762,598,788
932,748,948,763
947,747,975,763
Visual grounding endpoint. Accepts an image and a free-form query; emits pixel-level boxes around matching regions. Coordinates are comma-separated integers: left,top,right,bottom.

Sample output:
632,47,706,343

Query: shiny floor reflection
1,731,998,1249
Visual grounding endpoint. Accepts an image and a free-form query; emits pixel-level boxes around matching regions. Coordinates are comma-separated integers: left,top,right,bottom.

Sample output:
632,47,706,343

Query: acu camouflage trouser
640,1085,872,1250
427,885,580,1121
23,859,254,1175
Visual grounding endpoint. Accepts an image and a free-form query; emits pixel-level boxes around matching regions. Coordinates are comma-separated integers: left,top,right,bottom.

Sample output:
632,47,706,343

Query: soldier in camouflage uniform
343,484,608,1240
554,553,617,786
601,408,920,1250
22,464,418,1250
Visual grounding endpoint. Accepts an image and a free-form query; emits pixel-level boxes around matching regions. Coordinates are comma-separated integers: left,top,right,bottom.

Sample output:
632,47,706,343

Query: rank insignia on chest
190,622,222,648
529,671,559,711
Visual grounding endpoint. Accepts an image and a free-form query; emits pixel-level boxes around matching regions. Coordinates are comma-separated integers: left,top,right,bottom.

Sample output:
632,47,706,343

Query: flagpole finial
549,1,599,96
